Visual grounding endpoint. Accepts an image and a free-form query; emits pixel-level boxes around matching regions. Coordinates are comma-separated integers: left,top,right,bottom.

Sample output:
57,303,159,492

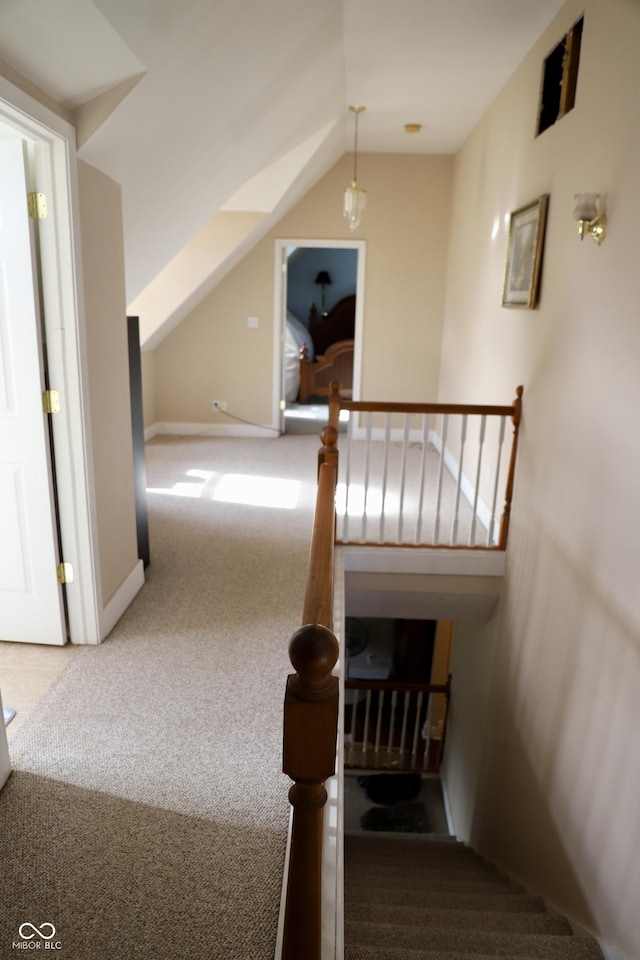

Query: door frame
0,76,102,644
272,238,366,431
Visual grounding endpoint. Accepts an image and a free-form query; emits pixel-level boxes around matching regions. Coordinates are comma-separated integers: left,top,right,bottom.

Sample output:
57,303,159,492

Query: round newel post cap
289,624,339,694
319,424,338,448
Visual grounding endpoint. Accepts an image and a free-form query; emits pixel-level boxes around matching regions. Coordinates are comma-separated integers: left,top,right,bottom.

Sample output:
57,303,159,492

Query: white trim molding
0,76,103,645
99,560,145,642
149,421,279,439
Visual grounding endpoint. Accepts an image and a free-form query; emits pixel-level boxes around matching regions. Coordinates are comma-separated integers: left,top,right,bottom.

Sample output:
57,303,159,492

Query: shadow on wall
462,497,640,953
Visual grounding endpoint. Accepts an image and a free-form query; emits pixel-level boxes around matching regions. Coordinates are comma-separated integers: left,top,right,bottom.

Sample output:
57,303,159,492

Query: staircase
344,834,604,959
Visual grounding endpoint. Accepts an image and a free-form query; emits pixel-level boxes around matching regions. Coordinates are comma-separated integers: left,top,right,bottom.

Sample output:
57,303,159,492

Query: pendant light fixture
343,105,366,230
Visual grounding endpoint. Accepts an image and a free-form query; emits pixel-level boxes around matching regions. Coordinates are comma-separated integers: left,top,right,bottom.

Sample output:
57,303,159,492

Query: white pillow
286,311,314,362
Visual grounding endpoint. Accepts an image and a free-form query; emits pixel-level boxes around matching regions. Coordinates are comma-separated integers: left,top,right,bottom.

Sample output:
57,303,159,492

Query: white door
0,139,66,644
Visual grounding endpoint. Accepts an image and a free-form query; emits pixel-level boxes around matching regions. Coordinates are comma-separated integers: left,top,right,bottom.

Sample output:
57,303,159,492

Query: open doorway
273,238,365,434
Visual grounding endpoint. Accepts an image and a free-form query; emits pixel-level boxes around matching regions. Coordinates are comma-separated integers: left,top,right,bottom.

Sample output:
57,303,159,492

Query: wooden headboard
309,294,356,355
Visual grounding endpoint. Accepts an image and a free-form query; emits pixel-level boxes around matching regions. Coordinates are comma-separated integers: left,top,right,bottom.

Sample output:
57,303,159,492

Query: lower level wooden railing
281,461,339,960
344,676,451,773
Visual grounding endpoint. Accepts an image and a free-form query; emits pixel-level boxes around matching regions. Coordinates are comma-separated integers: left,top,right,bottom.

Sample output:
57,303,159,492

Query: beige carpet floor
1,434,321,959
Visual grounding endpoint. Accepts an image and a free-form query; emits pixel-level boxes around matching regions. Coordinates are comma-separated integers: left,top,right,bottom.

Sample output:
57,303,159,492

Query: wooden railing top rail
345,678,450,694
302,462,337,629
328,381,523,429
340,399,518,416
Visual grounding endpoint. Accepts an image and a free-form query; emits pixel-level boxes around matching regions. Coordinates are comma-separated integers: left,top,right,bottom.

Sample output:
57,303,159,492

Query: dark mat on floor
360,801,431,833
358,773,422,805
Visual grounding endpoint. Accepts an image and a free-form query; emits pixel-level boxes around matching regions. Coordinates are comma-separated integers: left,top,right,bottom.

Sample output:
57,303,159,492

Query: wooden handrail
303,463,337,625
342,399,517,416
281,462,339,960
498,385,523,549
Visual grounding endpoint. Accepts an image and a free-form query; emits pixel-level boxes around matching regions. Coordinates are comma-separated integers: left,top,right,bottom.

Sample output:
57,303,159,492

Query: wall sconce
573,193,607,244
314,270,332,316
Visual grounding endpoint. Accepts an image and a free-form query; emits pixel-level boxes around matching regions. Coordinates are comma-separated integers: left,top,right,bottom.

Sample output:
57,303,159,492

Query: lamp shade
573,193,599,221
315,271,332,286
343,181,366,231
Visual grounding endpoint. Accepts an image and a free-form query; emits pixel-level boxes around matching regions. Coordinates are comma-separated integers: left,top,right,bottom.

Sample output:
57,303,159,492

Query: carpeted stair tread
347,859,501,880
346,886,547,913
344,833,603,960
345,847,490,868
345,948,602,960
345,836,476,857
345,876,526,903
345,920,603,958
344,904,572,935
349,869,523,893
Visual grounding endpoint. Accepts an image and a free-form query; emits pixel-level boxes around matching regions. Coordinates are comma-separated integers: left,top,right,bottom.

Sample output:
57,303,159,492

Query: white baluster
469,415,487,546
434,415,448,545
416,414,429,544
397,415,410,543
451,414,467,545
379,414,391,543
488,416,507,546
343,419,353,543
360,411,373,543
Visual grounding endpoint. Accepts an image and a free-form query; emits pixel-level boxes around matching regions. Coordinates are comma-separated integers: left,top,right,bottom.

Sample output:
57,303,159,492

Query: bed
286,295,355,404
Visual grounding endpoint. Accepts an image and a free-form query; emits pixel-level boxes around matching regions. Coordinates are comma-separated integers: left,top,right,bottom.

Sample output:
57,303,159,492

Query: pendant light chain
353,108,360,183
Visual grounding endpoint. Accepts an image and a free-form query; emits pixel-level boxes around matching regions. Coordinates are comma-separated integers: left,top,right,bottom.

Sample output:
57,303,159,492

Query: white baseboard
147,421,279,439
0,687,11,791
598,943,631,960
439,773,458,839
99,559,145,641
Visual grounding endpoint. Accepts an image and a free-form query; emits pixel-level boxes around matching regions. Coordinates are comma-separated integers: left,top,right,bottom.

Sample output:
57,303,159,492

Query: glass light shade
343,181,366,230
573,192,599,222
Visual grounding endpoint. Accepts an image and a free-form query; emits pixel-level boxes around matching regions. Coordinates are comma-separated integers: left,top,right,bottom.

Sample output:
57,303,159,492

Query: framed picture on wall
502,194,549,308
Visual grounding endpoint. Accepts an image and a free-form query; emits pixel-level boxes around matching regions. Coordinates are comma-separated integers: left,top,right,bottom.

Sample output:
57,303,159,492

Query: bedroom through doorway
273,239,365,434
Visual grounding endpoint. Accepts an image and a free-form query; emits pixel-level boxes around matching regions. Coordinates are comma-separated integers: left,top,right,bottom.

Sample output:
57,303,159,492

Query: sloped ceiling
0,0,566,337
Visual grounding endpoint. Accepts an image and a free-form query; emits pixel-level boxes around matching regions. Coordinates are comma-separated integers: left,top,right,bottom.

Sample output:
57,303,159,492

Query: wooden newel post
282,623,339,960
318,382,342,472
498,385,523,549
328,381,342,433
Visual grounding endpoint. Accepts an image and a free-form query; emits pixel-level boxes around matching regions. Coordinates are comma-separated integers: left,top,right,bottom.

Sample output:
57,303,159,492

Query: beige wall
78,161,139,605
141,349,157,429
440,1,640,955
151,153,453,426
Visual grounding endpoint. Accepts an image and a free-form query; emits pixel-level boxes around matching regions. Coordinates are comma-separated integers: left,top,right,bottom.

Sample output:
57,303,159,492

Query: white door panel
0,138,66,644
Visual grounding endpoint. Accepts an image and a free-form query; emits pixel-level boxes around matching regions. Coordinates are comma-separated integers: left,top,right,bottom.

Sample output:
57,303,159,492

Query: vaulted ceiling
0,0,565,341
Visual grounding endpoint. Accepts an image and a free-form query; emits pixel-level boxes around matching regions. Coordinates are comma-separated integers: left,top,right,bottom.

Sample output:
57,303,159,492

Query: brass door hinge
57,562,74,584
42,389,60,414
28,192,48,220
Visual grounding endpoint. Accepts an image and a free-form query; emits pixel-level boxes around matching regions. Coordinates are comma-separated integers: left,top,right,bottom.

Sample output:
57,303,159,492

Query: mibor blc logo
13,922,62,951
